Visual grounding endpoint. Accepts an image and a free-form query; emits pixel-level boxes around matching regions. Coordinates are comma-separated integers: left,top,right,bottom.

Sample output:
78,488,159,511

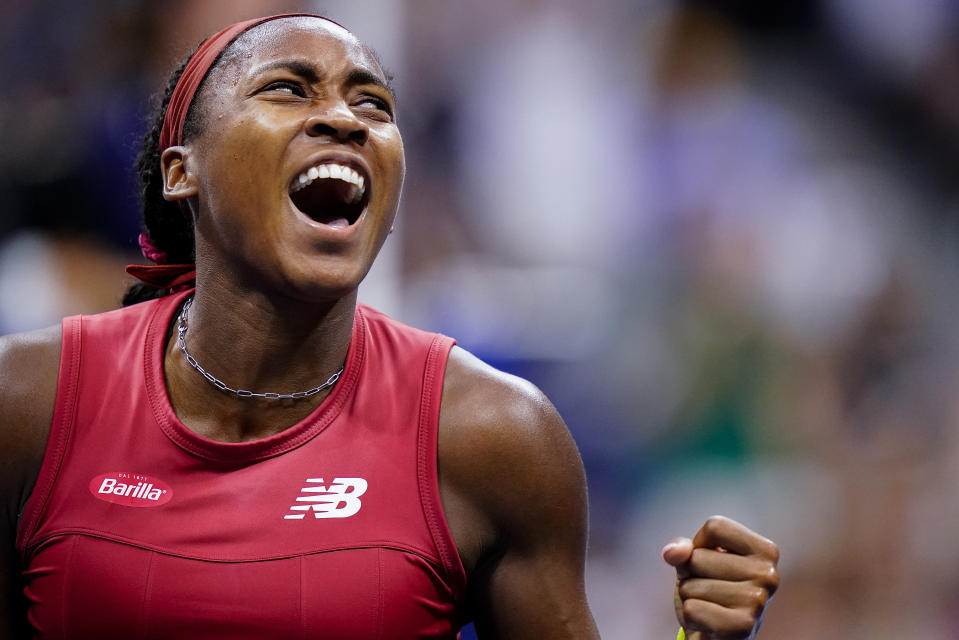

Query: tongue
290,178,360,226
325,217,350,229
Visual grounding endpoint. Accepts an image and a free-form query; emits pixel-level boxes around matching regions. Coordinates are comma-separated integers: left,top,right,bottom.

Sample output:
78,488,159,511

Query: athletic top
16,290,466,639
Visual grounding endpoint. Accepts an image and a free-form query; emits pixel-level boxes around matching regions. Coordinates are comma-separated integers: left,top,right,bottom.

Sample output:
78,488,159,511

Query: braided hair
122,45,205,306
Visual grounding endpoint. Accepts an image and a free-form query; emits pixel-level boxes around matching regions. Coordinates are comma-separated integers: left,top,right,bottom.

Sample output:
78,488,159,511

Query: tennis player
0,14,778,638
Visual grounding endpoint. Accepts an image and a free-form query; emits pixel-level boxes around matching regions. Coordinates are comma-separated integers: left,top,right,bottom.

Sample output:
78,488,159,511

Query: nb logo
284,477,368,520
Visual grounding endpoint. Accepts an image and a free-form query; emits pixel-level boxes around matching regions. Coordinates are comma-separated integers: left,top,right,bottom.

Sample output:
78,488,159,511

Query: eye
260,80,307,97
354,95,394,121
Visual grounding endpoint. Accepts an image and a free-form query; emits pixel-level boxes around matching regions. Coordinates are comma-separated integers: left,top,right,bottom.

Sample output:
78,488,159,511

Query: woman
0,14,778,638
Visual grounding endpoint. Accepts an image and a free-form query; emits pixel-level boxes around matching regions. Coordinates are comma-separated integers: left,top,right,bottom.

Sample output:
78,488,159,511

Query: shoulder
438,346,588,569
0,325,62,520
0,325,63,418
440,346,581,472
0,325,62,421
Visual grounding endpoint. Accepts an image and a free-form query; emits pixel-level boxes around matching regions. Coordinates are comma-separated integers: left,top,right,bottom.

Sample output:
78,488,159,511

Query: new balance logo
284,477,368,520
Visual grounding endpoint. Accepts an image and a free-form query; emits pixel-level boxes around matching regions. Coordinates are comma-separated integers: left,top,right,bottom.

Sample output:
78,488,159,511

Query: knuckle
762,565,781,593
767,542,781,564
748,587,769,613
731,609,757,635
704,515,726,534
727,609,757,638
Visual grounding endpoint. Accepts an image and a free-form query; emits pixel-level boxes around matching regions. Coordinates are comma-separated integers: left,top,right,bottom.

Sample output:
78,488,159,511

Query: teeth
291,162,367,197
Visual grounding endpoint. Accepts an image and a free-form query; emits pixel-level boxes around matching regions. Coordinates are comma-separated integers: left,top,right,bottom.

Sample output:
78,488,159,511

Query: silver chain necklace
176,297,344,401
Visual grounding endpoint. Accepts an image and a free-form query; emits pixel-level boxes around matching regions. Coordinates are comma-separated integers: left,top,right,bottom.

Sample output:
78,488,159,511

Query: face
166,17,404,301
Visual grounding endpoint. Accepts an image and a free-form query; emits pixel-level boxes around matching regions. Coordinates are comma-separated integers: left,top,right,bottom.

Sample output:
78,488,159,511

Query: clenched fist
663,516,779,639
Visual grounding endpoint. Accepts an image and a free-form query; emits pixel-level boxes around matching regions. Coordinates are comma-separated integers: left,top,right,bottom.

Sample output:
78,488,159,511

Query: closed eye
260,80,307,97
355,95,394,120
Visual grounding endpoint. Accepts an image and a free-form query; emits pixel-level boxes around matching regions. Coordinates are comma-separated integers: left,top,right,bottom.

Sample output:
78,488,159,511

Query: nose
305,104,369,146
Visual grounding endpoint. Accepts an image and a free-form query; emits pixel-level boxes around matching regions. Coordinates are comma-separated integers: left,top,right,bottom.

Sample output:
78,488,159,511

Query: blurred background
3,0,959,637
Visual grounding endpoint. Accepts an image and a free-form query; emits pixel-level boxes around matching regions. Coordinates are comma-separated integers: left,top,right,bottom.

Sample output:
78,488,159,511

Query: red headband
158,13,346,152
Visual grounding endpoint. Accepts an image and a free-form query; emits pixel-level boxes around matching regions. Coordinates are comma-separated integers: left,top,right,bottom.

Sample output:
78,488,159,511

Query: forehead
224,17,382,79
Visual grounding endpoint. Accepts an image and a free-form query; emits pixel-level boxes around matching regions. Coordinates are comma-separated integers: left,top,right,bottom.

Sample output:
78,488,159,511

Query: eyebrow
251,60,321,83
250,60,395,100
345,68,395,100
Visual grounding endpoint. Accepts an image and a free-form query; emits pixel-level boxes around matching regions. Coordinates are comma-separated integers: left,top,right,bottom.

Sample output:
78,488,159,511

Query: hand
662,516,779,639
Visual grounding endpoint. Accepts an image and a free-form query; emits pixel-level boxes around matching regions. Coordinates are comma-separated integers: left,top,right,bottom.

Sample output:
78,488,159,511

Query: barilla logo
88,472,173,507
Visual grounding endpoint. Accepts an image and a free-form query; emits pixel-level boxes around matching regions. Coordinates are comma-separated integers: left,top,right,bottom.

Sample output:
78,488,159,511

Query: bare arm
438,347,600,639
0,326,61,639
438,347,780,639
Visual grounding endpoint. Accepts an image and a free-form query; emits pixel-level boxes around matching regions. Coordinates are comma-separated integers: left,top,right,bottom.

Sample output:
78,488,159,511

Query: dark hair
122,43,210,306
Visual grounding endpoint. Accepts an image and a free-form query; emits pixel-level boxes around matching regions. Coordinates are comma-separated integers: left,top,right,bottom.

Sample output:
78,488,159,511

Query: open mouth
289,162,368,228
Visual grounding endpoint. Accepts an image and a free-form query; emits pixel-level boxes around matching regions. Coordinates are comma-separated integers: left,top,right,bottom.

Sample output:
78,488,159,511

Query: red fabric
125,264,196,291
17,292,466,638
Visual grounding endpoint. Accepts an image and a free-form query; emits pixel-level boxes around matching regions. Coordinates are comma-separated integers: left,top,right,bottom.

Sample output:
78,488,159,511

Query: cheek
196,162,279,253
393,150,406,188
197,122,286,210
374,134,406,196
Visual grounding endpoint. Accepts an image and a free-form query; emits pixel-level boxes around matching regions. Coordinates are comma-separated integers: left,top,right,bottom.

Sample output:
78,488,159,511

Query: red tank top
16,291,466,639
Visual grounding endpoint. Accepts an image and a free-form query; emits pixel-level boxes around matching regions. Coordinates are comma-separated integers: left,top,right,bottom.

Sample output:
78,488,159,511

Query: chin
277,262,369,305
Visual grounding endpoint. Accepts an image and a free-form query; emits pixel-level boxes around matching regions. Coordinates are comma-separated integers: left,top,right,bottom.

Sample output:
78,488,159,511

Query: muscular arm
0,327,61,639
438,347,600,639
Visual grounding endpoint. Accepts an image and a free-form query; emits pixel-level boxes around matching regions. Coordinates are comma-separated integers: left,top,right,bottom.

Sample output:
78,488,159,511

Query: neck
164,269,357,443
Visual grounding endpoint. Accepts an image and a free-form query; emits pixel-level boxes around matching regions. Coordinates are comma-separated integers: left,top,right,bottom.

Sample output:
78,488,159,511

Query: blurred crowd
3,0,959,637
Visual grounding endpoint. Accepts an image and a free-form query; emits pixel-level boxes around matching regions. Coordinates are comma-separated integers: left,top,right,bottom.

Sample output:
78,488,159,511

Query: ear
160,146,199,202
